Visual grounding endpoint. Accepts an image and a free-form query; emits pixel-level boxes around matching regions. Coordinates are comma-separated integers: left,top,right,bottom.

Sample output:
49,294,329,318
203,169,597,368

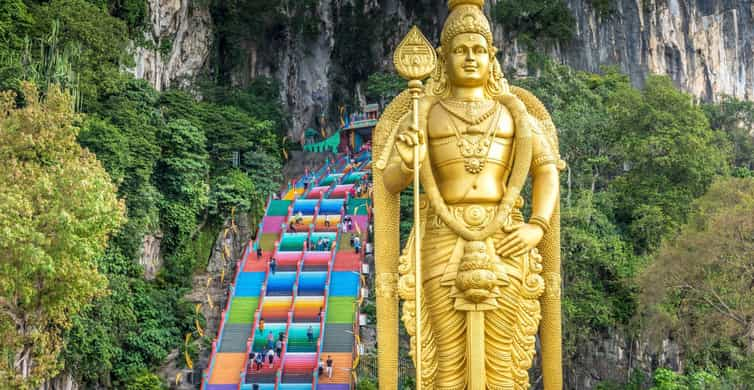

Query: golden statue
372,1,565,389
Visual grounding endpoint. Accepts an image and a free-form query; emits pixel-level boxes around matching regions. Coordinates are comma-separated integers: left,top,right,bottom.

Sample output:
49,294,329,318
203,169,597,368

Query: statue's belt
418,204,530,308
425,203,503,231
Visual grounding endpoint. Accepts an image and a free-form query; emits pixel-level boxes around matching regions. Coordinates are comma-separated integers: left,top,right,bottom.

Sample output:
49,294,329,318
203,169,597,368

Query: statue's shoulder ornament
509,86,566,171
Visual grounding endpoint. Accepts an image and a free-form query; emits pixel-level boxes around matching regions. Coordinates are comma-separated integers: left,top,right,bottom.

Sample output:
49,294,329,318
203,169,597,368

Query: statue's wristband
529,215,550,233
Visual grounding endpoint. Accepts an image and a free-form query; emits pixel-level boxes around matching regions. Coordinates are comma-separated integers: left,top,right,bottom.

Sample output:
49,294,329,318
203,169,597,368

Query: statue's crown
442,0,493,49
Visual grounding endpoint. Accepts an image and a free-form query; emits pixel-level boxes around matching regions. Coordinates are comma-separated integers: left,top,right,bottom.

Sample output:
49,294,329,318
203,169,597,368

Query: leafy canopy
0,83,124,388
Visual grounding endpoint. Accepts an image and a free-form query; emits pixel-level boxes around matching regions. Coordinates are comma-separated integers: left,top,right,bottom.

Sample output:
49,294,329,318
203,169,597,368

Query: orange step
209,352,245,384
318,353,353,384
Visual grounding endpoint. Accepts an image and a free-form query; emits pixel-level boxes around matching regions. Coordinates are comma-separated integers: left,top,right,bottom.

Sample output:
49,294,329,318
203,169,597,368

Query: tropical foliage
0,84,124,388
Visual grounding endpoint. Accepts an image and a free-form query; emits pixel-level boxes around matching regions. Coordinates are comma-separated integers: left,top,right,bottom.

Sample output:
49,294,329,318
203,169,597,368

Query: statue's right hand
395,124,427,170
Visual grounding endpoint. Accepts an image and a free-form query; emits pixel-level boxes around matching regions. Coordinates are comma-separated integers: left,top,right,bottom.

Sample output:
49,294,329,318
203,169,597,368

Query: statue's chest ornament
439,99,501,174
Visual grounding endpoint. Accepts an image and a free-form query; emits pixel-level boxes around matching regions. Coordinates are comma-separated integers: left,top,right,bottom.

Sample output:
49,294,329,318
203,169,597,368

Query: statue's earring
431,46,449,96
432,47,442,82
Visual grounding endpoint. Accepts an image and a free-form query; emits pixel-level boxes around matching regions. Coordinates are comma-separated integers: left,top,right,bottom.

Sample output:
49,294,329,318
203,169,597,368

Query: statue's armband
530,118,558,171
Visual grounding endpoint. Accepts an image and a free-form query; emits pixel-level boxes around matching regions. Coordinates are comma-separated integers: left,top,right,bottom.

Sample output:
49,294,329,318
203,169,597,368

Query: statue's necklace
445,102,501,174
439,98,497,125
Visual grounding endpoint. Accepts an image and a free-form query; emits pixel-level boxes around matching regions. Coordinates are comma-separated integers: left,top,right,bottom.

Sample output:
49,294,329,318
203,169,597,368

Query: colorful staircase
203,153,371,390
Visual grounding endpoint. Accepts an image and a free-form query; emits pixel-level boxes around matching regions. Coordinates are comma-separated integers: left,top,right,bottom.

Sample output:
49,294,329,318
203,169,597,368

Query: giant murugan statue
372,1,565,389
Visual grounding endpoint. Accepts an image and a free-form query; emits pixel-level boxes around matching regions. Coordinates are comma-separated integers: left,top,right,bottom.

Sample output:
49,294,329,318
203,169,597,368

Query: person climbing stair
326,355,333,378
353,235,361,254
266,348,275,368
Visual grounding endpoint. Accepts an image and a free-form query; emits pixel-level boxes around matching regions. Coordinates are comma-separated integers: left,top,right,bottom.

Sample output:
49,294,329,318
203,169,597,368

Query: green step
252,324,287,351
288,324,321,341
259,233,278,252
286,344,317,353
279,235,306,251
326,297,357,324
227,297,259,324
267,200,292,216
343,172,366,184
346,198,370,215
338,234,354,251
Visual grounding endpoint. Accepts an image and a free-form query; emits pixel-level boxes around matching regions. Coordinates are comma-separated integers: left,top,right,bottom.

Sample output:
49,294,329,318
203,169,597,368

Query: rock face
138,232,163,280
560,333,682,389
134,0,753,140
39,373,79,390
131,0,213,91
551,0,754,101
259,0,337,147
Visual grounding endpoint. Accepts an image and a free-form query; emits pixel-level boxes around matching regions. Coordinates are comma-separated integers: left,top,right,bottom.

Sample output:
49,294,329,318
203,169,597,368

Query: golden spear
393,26,437,390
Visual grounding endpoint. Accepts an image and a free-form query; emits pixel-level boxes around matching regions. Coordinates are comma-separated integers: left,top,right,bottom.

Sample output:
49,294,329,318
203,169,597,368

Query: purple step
317,384,350,390
206,385,238,390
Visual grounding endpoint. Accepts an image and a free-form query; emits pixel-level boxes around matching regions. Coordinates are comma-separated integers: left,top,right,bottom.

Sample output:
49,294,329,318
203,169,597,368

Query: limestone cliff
133,0,753,140
130,0,212,91
537,0,754,101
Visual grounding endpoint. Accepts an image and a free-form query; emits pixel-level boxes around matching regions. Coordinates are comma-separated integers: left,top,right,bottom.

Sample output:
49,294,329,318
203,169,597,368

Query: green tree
107,0,149,35
0,83,124,389
640,178,754,363
607,76,731,253
209,169,256,217
514,64,630,201
0,0,33,58
78,115,129,184
124,369,166,390
64,263,186,387
30,0,131,108
493,0,575,45
206,77,289,138
703,96,754,174
366,72,405,107
561,192,641,339
242,148,283,214
82,78,163,259
159,90,279,172
155,119,210,215
155,119,209,262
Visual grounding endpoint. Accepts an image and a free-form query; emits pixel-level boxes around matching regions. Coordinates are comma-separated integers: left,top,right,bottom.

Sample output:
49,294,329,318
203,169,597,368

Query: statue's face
446,33,491,88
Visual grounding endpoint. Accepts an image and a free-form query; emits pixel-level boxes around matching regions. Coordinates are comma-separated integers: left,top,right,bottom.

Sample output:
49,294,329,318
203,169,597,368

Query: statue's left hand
495,224,544,258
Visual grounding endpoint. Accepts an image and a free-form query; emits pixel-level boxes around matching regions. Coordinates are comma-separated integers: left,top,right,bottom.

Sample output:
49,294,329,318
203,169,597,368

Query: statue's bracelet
528,215,550,234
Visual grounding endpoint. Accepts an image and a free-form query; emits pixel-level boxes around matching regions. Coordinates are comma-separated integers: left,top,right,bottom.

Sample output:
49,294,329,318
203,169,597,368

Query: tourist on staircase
353,235,361,255
326,355,334,378
266,348,275,368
